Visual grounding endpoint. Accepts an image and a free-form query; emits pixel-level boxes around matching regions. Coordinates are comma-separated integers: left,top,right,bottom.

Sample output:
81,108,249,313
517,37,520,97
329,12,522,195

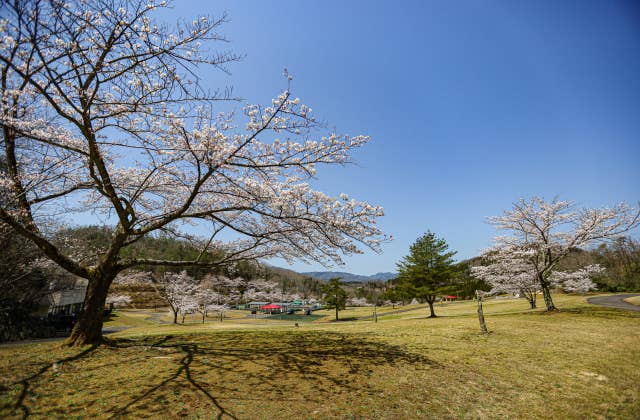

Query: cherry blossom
0,0,387,345
487,197,638,310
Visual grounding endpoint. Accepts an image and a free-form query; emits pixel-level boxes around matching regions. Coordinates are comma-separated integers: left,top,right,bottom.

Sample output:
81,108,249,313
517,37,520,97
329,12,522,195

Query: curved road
587,294,640,312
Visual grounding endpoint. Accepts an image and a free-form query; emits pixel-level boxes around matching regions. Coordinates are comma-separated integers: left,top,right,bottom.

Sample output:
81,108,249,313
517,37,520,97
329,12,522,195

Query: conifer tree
395,231,458,318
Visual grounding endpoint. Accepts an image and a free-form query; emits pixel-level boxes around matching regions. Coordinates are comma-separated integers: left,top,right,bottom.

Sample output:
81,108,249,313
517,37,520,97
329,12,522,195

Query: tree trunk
173,311,178,324
335,306,339,321
541,279,557,311
529,299,537,309
476,290,488,334
65,272,114,346
427,299,437,318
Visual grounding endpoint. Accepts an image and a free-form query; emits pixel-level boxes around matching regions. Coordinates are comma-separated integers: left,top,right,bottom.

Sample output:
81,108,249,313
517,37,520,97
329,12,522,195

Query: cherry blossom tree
347,297,371,307
194,287,223,323
0,0,387,345
471,253,540,309
550,264,603,294
105,293,131,309
244,279,282,303
202,274,241,304
488,197,639,311
154,271,198,324
206,301,229,322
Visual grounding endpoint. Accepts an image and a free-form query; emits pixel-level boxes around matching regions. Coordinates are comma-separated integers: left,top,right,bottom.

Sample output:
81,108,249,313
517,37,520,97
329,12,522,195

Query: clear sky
153,1,640,274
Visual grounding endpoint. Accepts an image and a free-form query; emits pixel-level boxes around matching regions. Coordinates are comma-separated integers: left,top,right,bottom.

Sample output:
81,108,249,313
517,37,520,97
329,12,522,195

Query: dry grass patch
624,295,640,306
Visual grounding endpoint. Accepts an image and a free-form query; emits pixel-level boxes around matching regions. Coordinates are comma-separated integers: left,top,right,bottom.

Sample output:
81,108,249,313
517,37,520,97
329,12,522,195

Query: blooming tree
201,274,241,305
347,297,371,307
193,287,224,323
550,264,603,293
0,0,386,345
244,279,282,302
471,252,540,309
113,270,154,286
105,293,132,308
488,197,639,311
154,271,198,324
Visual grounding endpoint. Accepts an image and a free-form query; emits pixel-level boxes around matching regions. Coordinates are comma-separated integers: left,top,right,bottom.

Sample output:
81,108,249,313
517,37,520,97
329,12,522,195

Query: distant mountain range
302,271,396,283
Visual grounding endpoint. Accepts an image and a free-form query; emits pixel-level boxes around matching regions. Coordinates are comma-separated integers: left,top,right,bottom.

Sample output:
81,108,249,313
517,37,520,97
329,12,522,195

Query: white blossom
487,197,638,310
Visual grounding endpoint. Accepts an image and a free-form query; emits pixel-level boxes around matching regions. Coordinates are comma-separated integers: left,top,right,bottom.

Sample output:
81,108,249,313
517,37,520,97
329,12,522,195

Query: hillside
302,271,396,283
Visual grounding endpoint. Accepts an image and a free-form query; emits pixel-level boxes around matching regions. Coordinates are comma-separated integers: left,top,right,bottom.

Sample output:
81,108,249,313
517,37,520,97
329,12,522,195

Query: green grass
312,303,426,321
1,294,639,419
263,313,324,322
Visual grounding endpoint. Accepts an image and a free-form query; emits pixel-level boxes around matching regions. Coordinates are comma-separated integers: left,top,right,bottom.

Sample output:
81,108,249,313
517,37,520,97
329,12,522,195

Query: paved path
145,311,172,324
587,294,640,312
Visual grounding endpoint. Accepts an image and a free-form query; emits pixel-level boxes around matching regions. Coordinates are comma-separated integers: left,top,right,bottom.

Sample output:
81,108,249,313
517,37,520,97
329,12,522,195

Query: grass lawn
312,303,426,322
1,294,639,419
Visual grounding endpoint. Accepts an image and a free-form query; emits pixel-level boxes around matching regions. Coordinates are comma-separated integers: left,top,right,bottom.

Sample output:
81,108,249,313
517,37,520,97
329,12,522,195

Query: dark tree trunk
65,272,115,346
173,311,178,324
427,298,437,318
540,277,557,311
335,306,339,321
528,299,537,309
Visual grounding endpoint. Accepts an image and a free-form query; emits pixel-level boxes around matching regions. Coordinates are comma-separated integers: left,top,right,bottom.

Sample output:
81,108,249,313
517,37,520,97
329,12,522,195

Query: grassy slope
1,295,639,419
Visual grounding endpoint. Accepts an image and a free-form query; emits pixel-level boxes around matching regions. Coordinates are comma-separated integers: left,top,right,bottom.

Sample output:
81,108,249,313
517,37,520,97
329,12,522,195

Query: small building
48,278,87,315
247,301,269,309
260,303,283,314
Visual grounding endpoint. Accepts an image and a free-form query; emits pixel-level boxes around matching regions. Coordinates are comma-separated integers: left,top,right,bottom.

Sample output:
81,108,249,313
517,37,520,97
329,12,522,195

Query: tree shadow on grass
1,331,437,419
0,344,99,420
108,331,438,418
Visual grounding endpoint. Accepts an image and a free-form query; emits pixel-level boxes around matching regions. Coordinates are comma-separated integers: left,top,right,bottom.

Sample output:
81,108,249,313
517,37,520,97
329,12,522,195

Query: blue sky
152,1,640,274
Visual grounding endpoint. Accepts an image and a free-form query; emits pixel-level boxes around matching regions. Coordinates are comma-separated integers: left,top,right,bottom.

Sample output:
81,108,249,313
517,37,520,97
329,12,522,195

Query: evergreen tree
322,278,347,321
395,231,458,317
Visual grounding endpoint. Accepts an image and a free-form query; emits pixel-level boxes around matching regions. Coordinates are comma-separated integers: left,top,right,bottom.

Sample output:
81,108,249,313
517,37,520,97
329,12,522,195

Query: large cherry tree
487,197,638,311
0,0,386,345
471,250,604,309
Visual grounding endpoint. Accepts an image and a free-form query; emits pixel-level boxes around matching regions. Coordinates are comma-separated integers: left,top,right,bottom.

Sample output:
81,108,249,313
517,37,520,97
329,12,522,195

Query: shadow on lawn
1,331,437,419
106,331,437,419
0,344,100,420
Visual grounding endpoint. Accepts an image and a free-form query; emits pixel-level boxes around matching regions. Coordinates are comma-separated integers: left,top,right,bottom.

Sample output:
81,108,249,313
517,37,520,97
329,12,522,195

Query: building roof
49,288,86,306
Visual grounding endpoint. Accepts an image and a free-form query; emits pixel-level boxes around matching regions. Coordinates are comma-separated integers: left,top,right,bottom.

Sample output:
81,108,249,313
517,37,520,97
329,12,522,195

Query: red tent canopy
445,295,458,299
260,304,282,310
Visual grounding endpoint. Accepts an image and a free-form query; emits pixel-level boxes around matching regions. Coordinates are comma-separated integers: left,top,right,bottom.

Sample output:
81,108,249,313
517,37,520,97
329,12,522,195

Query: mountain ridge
301,271,396,283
